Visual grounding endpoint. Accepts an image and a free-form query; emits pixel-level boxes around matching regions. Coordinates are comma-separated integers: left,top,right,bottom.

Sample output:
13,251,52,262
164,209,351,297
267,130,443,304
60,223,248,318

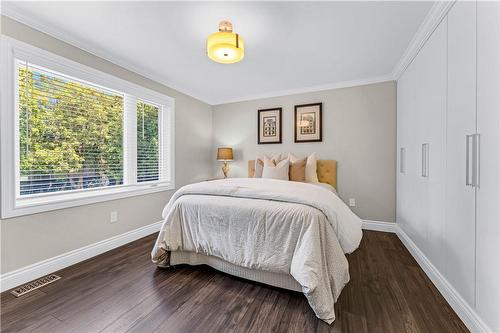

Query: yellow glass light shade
207,22,245,64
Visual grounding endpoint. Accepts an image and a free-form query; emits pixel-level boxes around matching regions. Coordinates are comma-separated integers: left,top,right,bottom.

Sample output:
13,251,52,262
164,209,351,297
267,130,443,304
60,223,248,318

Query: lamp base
222,161,229,178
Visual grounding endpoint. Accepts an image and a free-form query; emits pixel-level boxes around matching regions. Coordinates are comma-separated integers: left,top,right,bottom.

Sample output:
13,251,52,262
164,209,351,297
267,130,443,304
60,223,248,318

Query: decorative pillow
254,153,282,177
262,159,289,180
288,152,319,183
289,158,307,182
254,159,264,178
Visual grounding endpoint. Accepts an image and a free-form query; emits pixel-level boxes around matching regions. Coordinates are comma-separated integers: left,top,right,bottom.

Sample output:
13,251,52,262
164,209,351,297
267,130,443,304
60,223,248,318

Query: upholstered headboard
248,159,337,189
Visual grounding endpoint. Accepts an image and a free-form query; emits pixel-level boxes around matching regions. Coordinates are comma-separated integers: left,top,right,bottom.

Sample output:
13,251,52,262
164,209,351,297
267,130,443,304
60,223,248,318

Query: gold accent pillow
289,158,307,182
288,152,319,183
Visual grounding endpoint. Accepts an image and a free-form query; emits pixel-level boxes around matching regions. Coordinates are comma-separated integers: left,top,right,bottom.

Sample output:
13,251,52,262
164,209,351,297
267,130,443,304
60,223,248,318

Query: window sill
2,182,175,219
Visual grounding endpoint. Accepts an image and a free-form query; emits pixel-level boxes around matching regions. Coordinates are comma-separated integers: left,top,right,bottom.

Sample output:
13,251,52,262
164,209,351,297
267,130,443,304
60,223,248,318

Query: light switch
349,198,356,207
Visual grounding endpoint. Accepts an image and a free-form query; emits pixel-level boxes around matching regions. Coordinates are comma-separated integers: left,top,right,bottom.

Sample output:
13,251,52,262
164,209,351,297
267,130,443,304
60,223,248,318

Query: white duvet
151,178,363,323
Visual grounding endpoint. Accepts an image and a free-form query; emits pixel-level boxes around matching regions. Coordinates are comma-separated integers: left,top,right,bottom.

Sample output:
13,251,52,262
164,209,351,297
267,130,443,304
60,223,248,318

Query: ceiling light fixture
207,21,245,64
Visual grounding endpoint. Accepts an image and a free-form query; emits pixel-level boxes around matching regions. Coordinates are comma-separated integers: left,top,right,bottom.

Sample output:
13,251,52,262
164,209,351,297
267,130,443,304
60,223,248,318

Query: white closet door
396,72,410,230
476,2,500,331
408,17,447,263
408,49,427,250
398,48,425,246
445,0,477,306
418,18,447,270
397,61,418,236
397,16,447,259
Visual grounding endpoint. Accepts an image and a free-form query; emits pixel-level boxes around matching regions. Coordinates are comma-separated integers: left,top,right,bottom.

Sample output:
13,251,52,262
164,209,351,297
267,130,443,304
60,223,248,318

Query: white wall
0,16,213,274
212,81,396,222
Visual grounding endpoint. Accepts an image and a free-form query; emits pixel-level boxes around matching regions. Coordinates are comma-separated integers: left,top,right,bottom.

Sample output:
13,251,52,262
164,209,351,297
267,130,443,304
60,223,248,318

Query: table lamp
217,147,233,178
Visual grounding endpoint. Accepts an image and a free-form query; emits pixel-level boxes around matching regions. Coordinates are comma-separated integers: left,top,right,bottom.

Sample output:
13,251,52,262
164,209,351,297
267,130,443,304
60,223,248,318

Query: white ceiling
3,1,433,105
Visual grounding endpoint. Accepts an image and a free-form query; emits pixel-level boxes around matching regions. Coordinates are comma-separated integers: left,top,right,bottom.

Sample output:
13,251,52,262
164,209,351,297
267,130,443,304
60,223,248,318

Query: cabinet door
408,16,447,264
397,16,447,260
397,60,418,235
418,18,447,270
396,72,409,228
397,49,424,245
445,0,477,306
476,2,500,331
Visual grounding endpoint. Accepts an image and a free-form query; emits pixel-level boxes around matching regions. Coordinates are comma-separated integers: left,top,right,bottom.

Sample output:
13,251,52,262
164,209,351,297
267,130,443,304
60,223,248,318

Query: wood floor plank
1,237,155,332
1,231,469,333
234,288,278,333
99,268,203,333
124,269,218,332
196,278,262,332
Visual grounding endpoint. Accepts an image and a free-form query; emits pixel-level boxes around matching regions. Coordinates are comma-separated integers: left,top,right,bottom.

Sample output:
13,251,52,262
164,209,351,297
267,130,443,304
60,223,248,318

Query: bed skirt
166,251,302,293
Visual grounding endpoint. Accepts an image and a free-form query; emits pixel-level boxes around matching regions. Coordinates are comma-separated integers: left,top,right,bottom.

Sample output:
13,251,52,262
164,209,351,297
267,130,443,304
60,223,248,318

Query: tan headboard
248,159,337,189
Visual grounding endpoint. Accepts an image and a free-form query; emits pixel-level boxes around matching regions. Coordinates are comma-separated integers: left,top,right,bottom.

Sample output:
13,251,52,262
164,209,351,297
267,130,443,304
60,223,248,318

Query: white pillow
254,153,282,178
288,152,319,183
262,159,289,180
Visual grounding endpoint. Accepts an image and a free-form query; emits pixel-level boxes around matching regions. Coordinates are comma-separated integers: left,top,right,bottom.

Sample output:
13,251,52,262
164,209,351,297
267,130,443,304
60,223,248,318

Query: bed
151,159,363,324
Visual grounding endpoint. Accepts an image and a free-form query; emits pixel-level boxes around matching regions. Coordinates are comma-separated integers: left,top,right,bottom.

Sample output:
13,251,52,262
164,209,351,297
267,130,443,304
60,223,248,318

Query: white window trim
0,36,176,219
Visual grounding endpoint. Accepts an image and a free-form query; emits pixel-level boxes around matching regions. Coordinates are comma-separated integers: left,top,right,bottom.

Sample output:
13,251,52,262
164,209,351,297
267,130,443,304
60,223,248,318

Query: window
18,61,125,195
137,101,160,183
1,37,175,218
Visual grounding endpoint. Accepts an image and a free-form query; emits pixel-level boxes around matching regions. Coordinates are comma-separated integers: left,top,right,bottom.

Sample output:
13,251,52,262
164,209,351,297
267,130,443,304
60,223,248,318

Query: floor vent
10,274,61,297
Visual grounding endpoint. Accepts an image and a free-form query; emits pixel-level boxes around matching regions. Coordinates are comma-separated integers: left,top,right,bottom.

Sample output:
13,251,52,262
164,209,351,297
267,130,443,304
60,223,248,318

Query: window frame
0,36,176,218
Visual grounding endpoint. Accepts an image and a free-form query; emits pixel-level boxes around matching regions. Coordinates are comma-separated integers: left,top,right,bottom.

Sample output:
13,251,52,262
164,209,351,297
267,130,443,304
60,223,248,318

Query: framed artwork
294,103,322,142
258,108,282,144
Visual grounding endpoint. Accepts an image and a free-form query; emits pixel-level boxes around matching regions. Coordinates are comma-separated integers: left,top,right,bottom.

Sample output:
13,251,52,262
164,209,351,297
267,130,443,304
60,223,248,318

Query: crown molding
392,0,455,80
1,3,214,104
212,75,395,105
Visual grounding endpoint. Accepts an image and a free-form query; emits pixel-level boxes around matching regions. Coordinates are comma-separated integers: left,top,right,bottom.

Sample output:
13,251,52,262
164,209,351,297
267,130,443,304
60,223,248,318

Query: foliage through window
137,101,160,183
18,62,124,195
12,57,173,204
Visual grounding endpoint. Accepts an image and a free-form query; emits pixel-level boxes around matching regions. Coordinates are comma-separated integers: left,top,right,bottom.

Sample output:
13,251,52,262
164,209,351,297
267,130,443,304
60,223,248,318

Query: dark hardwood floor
0,230,468,333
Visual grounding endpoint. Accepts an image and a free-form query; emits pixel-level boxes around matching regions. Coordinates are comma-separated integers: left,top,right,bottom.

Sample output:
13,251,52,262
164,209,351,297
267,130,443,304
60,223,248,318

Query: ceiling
2,1,433,105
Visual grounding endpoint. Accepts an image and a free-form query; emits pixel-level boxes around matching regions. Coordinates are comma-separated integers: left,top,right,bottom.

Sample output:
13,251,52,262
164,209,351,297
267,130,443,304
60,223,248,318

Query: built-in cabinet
397,6,447,272
475,2,500,330
397,1,500,331
445,0,476,308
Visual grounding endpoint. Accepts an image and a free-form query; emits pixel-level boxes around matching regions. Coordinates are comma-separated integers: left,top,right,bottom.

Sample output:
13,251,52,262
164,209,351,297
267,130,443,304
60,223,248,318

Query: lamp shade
217,147,233,161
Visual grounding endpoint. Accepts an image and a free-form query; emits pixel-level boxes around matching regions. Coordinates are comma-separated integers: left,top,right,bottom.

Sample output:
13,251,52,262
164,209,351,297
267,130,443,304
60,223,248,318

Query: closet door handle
466,135,473,186
472,134,480,187
400,147,406,174
421,143,429,178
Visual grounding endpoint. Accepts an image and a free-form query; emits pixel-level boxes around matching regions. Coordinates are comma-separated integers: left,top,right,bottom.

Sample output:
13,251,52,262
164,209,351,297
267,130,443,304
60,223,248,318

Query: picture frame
294,103,322,143
258,108,282,144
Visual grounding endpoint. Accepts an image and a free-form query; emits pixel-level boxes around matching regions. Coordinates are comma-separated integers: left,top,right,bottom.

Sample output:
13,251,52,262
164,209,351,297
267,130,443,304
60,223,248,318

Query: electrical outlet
349,198,356,207
110,211,118,223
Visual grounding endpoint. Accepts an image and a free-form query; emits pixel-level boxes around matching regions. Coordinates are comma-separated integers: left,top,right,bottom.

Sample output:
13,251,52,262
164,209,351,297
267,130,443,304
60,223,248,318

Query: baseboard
0,221,163,292
395,225,491,333
362,220,396,233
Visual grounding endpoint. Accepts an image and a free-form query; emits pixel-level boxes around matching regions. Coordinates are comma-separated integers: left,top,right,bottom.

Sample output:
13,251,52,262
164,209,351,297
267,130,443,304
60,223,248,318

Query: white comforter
152,178,363,323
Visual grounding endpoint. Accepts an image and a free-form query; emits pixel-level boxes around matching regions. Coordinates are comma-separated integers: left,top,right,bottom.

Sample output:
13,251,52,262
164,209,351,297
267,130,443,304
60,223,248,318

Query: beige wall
212,81,397,222
0,17,213,273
